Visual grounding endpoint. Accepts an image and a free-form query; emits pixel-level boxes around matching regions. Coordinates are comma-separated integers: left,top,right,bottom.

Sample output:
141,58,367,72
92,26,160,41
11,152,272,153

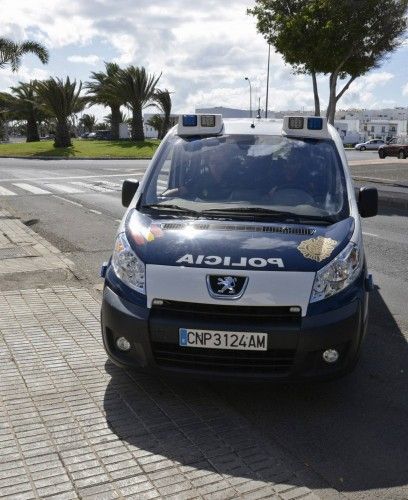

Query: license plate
179,328,267,351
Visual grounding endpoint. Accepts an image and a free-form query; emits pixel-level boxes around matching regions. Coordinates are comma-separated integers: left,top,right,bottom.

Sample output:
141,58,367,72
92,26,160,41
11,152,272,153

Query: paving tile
0,284,320,500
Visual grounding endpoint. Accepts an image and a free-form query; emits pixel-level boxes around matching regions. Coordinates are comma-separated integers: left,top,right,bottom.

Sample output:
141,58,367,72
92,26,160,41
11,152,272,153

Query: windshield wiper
203,207,337,225
141,203,202,216
203,207,302,220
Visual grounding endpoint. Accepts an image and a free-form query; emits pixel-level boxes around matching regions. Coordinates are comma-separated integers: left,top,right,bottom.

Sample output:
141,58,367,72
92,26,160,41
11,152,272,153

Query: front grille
153,300,301,327
152,342,296,374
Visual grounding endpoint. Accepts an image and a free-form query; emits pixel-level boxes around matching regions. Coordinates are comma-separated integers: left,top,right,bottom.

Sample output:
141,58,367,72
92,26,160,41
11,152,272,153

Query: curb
377,192,408,211
353,176,408,189
353,184,408,211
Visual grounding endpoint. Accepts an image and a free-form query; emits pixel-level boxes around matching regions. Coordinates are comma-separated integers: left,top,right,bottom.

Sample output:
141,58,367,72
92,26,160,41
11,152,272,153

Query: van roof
173,117,338,141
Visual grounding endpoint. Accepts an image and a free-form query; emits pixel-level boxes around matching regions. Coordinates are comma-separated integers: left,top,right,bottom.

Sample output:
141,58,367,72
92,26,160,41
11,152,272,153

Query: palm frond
0,37,48,72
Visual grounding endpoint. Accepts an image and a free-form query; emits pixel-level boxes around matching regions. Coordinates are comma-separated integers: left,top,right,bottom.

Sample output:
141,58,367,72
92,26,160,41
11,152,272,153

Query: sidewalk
0,211,335,500
0,284,329,500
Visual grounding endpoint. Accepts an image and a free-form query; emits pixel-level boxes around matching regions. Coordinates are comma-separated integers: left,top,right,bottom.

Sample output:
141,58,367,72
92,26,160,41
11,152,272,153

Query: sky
1,0,407,120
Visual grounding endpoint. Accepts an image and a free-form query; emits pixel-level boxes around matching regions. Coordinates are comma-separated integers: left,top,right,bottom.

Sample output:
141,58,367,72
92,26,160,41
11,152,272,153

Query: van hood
125,210,355,273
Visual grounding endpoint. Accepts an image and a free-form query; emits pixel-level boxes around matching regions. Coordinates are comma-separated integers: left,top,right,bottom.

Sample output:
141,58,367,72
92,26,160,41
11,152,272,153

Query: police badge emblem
297,236,338,262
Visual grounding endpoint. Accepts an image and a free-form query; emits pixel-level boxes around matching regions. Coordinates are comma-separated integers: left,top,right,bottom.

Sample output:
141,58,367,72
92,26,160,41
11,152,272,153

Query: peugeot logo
207,275,248,300
217,276,238,294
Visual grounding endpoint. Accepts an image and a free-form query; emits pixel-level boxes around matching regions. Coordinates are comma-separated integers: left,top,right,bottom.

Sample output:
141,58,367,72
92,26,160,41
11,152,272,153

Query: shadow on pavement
377,204,408,217
211,286,408,496
103,286,408,496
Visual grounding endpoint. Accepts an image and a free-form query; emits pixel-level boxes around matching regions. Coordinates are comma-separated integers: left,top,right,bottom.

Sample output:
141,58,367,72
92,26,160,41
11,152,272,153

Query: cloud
403,83,408,97
0,0,406,114
67,55,100,65
336,72,395,109
0,66,51,91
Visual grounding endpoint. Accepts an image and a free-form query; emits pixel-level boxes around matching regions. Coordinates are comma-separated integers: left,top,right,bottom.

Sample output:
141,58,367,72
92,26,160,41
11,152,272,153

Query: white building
336,107,408,141
359,119,407,141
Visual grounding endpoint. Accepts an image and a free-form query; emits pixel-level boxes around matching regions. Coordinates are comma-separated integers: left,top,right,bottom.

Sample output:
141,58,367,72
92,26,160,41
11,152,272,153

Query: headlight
112,232,145,294
310,242,362,303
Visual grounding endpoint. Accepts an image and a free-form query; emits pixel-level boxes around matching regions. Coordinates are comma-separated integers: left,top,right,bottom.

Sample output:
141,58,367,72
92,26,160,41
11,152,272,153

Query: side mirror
358,187,378,218
122,179,140,207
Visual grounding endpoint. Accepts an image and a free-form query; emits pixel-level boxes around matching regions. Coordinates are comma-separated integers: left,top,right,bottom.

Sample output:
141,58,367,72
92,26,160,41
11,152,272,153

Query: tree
150,89,172,139
0,38,49,71
7,81,47,142
146,114,165,137
36,77,84,148
249,0,408,123
116,66,161,141
85,62,124,140
79,113,96,133
0,92,10,141
104,110,130,126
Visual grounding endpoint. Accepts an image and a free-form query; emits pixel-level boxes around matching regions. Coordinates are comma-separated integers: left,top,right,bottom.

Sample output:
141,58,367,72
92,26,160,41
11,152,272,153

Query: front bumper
101,279,368,381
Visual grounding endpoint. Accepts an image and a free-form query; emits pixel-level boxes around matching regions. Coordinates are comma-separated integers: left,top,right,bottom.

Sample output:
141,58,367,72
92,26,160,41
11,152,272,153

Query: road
0,157,407,499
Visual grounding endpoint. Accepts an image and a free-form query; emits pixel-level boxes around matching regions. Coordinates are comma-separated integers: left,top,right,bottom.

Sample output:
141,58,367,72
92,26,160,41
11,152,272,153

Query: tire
398,150,406,159
378,150,385,159
360,146,366,151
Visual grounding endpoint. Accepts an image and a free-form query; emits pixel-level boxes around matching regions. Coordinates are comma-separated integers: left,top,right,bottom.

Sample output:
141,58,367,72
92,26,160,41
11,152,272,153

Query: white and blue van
100,115,377,380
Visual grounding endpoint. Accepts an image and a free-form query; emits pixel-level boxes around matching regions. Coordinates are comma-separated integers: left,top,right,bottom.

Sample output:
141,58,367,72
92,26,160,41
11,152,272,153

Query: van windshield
142,134,349,222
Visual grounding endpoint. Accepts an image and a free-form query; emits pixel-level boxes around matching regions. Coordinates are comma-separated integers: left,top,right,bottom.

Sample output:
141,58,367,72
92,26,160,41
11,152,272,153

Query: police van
100,114,378,380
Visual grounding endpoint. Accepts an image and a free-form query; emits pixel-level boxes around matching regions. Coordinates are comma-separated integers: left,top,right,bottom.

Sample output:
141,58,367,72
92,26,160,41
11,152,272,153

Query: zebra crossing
0,177,141,197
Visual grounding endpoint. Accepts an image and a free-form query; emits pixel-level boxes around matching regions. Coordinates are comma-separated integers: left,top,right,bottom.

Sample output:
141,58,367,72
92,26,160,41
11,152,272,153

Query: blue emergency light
182,115,198,127
307,117,323,130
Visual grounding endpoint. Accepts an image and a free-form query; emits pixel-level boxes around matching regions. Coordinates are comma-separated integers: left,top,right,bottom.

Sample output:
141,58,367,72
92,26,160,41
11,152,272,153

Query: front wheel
360,146,366,151
378,150,386,159
398,150,406,159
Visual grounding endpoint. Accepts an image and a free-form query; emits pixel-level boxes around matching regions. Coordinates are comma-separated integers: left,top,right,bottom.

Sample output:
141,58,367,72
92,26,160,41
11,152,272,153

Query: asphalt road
345,149,379,161
0,157,407,499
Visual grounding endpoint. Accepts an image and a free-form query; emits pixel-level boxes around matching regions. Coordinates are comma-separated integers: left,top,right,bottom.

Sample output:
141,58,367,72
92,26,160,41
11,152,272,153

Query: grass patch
0,139,161,158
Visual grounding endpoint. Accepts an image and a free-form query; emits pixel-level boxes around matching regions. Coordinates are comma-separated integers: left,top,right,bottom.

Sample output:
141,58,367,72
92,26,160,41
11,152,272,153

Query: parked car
354,139,385,151
95,130,113,140
378,137,408,159
87,132,97,139
81,132,90,139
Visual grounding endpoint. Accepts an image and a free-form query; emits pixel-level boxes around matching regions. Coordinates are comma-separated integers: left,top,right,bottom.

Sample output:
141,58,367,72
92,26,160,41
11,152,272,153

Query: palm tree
104,110,129,126
36,77,83,148
85,62,124,140
79,113,96,133
116,66,161,141
151,89,172,139
0,38,49,71
8,81,46,142
146,115,164,138
0,92,10,141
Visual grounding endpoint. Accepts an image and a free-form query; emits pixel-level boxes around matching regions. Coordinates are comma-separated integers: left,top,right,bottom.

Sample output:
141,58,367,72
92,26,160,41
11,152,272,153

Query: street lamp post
265,43,271,118
244,77,253,119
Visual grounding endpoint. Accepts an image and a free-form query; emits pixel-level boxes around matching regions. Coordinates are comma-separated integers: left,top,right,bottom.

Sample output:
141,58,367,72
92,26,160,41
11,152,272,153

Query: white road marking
71,181,113,193
13,183,51,195
52,195,83,207
89,209,102,215
45,183,84,194
363,232,380,238
0,186,16,196
97,180,122,190
115,219,122,222
0,172,144,183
